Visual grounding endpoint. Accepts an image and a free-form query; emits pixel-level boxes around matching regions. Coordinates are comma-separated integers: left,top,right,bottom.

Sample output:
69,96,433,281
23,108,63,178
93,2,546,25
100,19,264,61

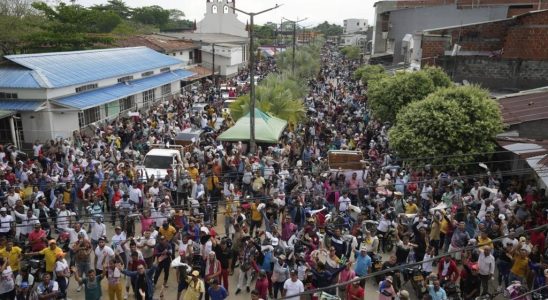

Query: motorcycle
404,266,426,298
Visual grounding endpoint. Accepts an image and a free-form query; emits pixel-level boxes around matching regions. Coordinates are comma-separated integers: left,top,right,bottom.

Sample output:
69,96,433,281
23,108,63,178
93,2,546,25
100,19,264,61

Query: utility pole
233,4,282,154
282,17,307,75
212,43,216,90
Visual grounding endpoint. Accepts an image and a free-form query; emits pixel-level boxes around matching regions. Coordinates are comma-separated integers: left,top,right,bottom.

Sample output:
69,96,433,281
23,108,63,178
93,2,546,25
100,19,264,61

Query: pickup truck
137,147,183,181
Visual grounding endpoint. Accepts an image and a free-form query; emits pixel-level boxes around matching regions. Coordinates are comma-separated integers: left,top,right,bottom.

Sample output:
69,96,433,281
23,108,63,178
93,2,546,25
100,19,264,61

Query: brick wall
422,39,449,65
436,56,548,89
503,12,548,59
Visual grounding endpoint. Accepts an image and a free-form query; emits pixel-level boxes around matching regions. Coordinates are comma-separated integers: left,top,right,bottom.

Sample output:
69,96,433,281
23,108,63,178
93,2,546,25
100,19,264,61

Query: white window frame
142,89,155,108
119,95,135,111
78,106,101,127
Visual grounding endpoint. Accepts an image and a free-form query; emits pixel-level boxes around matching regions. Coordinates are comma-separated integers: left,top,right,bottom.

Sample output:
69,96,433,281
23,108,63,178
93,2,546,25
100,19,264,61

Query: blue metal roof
52,69,194,110
0,67,43,89
0,100,44,111
4,47,182,89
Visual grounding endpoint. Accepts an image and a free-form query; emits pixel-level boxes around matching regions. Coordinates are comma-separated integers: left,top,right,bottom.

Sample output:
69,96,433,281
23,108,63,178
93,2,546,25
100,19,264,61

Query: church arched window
212,5,217,13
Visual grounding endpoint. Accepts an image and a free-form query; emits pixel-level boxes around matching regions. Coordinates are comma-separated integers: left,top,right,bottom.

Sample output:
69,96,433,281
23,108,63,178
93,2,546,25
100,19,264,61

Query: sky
75,0,377,27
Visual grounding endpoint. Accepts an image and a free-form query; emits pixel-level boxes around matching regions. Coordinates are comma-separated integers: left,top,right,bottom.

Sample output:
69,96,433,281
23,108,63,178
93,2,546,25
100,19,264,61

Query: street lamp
232,4,282,154
282,17,308,75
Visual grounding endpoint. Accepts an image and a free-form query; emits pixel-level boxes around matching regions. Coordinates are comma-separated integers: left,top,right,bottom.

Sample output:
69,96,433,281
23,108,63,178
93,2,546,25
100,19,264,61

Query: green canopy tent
217,108,287,143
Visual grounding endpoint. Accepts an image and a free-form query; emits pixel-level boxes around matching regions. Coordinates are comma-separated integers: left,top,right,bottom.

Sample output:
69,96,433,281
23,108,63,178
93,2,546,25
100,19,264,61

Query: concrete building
420,10,548,90
0,47,194,146
160,0,249,77
343,18,369,34
371,0,548,64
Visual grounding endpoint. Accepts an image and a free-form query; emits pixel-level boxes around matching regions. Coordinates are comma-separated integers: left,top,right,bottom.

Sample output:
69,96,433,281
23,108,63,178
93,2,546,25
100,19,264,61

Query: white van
138,148,182,181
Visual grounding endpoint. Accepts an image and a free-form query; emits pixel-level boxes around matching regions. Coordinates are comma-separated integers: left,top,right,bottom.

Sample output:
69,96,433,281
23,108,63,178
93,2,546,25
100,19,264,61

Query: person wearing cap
55,252,70,299
270,254,289,298
0,207,14,238
509,246,530,284
378,275,396,300
204,251,222,300
183,270,205,300
282,269,304,300
25,239,64,276
347,276,365,300
354,245,372,278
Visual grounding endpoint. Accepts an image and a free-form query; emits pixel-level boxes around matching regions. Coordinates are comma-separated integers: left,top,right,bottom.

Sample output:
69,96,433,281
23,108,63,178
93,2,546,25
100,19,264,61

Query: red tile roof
498,89,548,125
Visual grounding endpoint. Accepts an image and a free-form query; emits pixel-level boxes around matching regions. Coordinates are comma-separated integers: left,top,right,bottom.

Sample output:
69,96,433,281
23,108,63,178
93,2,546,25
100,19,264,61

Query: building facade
0,47,194,145
343,18,369,34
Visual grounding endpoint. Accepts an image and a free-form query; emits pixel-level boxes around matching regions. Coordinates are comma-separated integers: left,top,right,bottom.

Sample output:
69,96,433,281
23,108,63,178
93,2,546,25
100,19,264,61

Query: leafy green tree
91,0,132,19
388,85,504,166
314,21,343,36
341,45,361,60
254,25,275,40
353,64,386,85
131,5,170,27
0,0,44,55
423,66,452,89
368,71,436,123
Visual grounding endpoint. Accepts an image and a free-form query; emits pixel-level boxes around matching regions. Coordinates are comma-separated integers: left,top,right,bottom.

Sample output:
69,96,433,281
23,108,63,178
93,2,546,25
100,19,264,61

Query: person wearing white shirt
94,238,114,275
0,208,14,238
338,191,351,212
128,184,142,207
283,270,304,300
13,209,39,238
89,217,107,250
111,226,127,260
56,205,73,230
477,247,495,296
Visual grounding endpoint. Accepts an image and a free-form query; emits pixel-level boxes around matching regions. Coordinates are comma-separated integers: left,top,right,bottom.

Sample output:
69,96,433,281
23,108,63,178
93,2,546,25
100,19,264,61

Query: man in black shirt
213,238,233,290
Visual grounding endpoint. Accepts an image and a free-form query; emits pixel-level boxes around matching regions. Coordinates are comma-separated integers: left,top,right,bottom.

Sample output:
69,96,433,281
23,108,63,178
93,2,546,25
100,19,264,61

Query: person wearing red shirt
437,256,459,284
28,223,48,251
346,278,365,300
530,229,545,254
254,270,269,300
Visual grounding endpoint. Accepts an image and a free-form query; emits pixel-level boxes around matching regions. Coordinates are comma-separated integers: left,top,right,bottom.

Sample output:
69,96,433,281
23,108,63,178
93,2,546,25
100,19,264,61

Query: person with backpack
378,276,396,300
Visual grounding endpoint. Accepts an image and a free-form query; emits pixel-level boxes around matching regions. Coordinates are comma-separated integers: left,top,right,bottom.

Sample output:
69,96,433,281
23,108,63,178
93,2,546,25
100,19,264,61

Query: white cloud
74,0,376,26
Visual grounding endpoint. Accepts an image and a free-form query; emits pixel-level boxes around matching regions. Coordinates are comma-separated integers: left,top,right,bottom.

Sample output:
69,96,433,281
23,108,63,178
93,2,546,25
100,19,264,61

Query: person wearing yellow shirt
477,230,493,250
0,240,22,273
188,164,199,181
404,200,419,214
159,221,177,242
249,198,263,237
510,247,529,283
25,239,64,275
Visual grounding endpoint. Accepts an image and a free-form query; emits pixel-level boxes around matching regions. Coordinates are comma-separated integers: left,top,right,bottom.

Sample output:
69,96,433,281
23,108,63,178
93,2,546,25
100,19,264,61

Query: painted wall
197,0,248,38
344,19,368,34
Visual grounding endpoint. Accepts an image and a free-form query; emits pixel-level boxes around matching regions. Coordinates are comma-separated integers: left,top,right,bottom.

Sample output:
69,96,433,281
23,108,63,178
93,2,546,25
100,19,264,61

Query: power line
277,223,548,299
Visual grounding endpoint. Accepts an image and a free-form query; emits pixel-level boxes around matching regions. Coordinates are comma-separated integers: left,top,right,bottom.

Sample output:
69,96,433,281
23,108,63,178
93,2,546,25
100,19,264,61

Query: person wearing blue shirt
427,280,448,300
207,279,228,300
354,247,372,277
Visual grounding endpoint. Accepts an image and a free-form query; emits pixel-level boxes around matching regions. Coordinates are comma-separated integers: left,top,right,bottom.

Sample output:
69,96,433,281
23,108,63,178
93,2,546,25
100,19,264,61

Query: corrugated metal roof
0,110,15,119
0,67,43,89
0,100,44,111
4,47,182,89
52,69,194,110
498,89,548,125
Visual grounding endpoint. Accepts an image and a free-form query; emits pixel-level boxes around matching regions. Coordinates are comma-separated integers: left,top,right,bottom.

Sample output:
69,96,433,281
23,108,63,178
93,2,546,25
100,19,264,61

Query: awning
184,66,214,81
0,100,44,111
0,110,15,119
52,69,195,110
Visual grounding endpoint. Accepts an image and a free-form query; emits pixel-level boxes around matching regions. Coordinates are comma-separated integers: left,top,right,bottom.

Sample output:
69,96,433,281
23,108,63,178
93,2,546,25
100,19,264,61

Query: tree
131,5,170,27
423,66,452,89
91,0,132,19
341,45,361,60
353,64,386,85
0,0,44,56
314,21,343,36
368,71,436,123
388,85,504,167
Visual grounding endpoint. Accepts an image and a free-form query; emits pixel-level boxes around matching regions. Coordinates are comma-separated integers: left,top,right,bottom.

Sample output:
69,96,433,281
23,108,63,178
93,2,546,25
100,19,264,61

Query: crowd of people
0,42,547,300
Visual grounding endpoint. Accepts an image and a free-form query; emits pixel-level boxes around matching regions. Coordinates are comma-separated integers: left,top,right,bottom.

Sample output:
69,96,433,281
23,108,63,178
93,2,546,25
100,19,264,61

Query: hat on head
519,236,526,243
279,254,286,260
399,290,410,298
56,252,65,259
0,208,6,212
498,214,506,220
191,270,200,276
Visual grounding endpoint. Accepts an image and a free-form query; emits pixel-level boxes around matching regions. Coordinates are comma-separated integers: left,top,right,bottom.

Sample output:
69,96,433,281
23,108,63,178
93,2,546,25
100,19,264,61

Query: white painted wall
197,0,248,38
166,50,195,66
0,88,47,100
344,19,368,34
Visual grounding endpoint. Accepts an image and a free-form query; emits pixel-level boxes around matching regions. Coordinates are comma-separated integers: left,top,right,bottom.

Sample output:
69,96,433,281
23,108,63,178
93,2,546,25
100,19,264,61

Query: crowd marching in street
0,42,547,300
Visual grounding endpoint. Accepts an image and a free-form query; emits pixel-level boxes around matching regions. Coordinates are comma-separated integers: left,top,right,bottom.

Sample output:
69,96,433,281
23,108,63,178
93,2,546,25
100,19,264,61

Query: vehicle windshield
143,155,173,169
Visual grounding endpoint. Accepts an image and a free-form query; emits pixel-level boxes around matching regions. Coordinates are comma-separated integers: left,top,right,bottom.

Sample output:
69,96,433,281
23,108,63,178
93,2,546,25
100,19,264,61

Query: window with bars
117,76,134,83
78,106,101,127
141,71,154,77
161,84,171,96
0,92,17,99
75,83,98,93
142,89,155,108
160,67,171,73
119,96,135,111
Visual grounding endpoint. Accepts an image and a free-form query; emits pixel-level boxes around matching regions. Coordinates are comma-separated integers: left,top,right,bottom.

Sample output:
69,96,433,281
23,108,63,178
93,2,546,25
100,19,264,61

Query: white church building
160,0,249,77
